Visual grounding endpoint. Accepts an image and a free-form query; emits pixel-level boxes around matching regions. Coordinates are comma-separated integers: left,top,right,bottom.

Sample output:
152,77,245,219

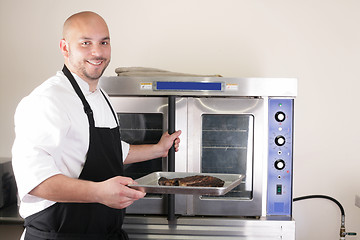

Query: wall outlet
356,195,360,208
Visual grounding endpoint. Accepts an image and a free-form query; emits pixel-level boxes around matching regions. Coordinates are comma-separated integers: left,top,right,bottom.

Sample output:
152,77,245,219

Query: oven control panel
267,98,294,216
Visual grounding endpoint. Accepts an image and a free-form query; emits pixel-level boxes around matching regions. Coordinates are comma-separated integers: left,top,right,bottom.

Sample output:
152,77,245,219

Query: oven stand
123,215,295,240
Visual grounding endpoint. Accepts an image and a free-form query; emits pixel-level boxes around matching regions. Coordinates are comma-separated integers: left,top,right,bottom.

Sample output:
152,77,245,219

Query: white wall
1,1,359,239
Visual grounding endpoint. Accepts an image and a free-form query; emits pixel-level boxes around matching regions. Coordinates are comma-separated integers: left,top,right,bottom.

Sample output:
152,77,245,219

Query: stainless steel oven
100,76,297,239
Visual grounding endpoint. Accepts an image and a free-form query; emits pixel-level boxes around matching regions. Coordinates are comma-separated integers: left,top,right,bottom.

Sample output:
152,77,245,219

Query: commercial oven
100,76,297,239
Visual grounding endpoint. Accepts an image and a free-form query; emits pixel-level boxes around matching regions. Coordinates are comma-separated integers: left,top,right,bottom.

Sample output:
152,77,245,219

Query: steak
158,175,225,187
158,177,181,186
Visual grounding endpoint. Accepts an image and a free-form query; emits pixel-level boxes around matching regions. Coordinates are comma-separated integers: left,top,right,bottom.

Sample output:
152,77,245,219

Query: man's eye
82,42,90,46
101,41,109,45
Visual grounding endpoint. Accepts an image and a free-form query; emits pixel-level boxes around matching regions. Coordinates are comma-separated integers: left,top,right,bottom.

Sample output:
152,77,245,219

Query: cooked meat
158,175,224,187
158,177,180,186
178,175,225,187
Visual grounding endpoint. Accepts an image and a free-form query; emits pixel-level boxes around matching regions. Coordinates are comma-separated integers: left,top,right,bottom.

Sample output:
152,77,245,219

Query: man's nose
91,44,102,56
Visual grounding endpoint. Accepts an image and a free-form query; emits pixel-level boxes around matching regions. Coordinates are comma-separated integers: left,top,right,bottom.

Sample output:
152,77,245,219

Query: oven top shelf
99,76,297,97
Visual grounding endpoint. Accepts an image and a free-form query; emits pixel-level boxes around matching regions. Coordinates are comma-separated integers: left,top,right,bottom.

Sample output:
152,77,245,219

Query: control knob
275,111,286,122
274,159,286,170
275,135,286,146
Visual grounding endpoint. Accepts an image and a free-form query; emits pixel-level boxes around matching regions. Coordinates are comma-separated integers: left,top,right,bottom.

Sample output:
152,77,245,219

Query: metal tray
128,172,244,196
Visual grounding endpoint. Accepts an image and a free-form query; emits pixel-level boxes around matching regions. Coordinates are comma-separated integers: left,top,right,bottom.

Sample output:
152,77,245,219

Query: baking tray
128,172,244,196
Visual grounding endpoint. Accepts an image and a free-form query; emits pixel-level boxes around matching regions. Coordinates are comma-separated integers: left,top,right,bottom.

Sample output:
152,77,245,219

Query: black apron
24,65,128,240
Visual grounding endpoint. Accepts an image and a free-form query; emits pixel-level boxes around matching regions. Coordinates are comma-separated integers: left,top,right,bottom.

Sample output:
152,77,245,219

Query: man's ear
60,39,69,58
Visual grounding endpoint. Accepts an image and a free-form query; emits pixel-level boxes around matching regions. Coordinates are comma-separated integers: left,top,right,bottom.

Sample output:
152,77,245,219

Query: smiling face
60,12,111,91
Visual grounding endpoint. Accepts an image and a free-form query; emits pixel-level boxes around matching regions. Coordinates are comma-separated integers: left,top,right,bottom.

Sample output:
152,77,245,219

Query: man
12,11,181,240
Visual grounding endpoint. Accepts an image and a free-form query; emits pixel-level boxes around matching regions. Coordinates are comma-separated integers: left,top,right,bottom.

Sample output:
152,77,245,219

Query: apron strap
62,65,95,127
99,89,119,127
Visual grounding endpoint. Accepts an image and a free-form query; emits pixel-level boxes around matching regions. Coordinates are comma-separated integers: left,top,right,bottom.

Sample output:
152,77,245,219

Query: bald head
63,11,109,40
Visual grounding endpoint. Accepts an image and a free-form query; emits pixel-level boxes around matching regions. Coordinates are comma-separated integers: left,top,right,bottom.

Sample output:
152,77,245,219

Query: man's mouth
87,59,104,66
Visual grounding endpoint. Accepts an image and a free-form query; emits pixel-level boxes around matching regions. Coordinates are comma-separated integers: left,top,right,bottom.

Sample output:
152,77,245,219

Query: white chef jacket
12,71,130,219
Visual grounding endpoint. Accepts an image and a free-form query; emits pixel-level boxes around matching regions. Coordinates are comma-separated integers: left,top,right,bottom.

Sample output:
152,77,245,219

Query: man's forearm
124,144,164,164
28,174,145,209
29,174,99,203
124,130,181,165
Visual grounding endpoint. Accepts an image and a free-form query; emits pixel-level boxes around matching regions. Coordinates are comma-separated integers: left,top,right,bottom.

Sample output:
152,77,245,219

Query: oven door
111,96,188,214
187,97,265,216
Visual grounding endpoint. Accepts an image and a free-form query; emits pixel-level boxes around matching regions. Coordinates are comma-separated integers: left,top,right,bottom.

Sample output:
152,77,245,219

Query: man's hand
95,176,146,209
157,130,181,157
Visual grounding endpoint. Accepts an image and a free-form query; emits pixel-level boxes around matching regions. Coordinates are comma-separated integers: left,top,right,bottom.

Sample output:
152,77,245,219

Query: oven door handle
167,95,176,221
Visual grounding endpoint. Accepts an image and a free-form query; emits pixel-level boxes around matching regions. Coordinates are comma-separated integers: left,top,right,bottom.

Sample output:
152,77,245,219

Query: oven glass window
117,113,163,180
202,114,253,199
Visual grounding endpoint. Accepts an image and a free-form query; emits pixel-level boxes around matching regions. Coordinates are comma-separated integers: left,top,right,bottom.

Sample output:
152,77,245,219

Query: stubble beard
68,51,110,81
82,58,109,81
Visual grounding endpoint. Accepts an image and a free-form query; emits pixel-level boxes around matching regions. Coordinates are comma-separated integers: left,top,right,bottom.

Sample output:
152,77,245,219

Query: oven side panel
267,98,294,217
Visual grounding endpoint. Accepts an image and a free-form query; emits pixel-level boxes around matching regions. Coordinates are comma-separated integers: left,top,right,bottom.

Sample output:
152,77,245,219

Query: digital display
155,81,222,91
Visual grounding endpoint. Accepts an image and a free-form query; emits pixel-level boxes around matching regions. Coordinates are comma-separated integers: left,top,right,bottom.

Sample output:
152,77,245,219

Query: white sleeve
121,141,130,161
12,95,69,202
